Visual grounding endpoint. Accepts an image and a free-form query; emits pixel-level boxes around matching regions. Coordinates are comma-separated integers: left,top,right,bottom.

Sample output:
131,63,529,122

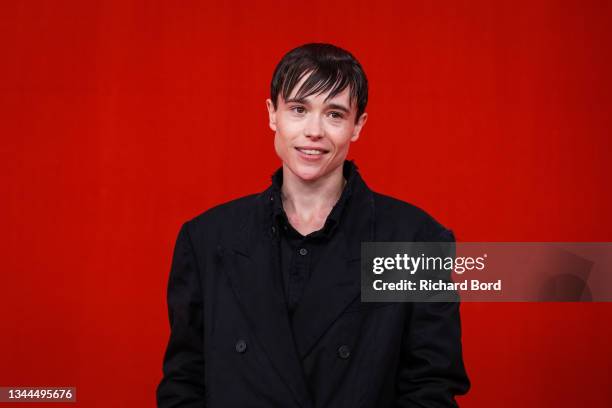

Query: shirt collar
269,160,359,239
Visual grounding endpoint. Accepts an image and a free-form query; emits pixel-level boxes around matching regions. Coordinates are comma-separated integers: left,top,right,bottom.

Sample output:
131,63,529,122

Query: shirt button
299,248,308,256
235,339,247,353
338,345,351,359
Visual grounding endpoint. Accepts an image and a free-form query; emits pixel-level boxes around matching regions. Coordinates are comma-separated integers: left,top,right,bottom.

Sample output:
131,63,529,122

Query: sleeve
395,223,470,407
157,221,206,407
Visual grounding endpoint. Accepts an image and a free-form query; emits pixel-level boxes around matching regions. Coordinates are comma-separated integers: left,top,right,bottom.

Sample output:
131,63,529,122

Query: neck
280,164,346,226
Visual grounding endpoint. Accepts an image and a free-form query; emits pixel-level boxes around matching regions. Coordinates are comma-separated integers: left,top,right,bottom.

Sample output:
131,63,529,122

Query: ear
266,98,277,132
350,112,368,142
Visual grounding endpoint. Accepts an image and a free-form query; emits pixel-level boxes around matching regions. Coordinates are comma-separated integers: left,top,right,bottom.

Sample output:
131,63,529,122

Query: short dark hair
270,43,368,122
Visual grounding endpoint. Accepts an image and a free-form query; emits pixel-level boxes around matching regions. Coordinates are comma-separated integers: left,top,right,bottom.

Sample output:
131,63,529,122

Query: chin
295,170,322,182
290,163,323,182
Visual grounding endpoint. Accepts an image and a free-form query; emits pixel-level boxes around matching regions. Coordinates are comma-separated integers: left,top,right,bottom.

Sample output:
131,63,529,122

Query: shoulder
181,192,264,240
371,191,454,242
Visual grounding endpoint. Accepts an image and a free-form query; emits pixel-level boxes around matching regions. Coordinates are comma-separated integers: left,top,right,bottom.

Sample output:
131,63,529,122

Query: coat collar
223,160,374,408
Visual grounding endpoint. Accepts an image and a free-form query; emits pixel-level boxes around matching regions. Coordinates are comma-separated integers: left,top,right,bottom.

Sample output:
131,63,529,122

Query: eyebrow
327,103,351,114
285,97,351,114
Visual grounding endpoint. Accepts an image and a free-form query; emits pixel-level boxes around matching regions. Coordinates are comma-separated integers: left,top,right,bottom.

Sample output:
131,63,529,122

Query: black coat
157,165,470,407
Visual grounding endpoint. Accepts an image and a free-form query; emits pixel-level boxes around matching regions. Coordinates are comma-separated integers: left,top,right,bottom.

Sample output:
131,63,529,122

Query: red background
2,1,611,406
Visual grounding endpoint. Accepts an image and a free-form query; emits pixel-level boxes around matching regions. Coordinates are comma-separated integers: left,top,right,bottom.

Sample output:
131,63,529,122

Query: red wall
1,1,611,406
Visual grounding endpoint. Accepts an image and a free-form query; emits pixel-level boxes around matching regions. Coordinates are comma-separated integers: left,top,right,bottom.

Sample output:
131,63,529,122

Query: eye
329,111,344,119
290,106,306,114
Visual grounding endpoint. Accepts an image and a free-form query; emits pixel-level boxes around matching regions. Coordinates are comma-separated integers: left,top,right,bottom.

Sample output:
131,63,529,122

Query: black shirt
269,161,358,316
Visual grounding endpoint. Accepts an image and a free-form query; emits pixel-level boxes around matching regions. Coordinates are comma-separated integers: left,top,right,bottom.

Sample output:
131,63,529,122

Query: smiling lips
295,146,329,157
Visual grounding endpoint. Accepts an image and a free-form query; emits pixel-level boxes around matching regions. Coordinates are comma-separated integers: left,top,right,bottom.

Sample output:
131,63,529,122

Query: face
266,75,367,183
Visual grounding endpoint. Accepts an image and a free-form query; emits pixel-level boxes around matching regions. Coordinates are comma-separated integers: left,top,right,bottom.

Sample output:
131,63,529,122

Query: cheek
277,118,300,136
274,120,299,146
328,128,355,150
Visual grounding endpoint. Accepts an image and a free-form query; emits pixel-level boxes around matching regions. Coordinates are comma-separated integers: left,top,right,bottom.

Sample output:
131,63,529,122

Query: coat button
299,248,308,256
235,339,247,353
271,226,277,235
338,345,351,359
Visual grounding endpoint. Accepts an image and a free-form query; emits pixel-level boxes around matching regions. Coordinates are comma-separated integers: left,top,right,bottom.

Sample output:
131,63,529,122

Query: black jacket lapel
222,193,313,408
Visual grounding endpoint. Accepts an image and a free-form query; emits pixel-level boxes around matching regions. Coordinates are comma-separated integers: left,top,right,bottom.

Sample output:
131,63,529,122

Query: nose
304,115,323,140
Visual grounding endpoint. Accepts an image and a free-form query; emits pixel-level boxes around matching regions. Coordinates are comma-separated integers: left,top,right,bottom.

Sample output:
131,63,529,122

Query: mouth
294,147,329,156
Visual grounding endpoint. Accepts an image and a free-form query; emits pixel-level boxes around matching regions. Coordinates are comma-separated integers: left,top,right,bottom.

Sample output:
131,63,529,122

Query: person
157,43,470,407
